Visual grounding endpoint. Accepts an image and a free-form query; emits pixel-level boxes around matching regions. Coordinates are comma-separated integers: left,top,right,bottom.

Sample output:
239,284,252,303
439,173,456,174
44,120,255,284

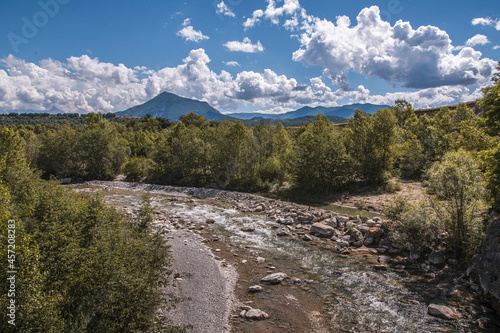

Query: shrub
391,205,440,253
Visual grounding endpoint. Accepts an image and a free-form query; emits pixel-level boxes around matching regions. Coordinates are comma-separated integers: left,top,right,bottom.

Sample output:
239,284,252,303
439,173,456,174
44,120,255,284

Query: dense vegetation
0,128,179,332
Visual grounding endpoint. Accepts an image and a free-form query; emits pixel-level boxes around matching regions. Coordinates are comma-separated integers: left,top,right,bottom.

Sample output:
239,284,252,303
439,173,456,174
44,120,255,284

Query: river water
75,183,489,332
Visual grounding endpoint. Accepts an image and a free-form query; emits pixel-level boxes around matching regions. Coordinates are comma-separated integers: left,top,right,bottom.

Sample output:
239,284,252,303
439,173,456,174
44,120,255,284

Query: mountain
115,92,224,121
0,106,65,114
226,103,389,120
218,114,348,126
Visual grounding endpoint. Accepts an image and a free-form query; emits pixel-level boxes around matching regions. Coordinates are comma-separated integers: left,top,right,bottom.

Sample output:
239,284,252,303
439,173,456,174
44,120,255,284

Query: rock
310,223,335,238
336,215,350,224
302,234,313,241
357,225,370,235
248,285,263,292
377,247,388,254
206,218,216,224
366,227,384,239
366,219,376,227
428,251,446,265
427,304,460,320
245,308,269,320
473,216,500,315
364,237,374,246
378,255,391,264
261,272,287,284
373,217,382,222
350,228,364,241
336,239,350,248
254,205,264,212
352,240,363,247
241,226,255,232
276,228,290,237
278,218,294,225
409,251,421,262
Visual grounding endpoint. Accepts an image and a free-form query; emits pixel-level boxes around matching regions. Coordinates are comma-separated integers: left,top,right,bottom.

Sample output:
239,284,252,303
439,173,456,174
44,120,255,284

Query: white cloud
472,17,500,31
493,45,500,50
283,6,496,89
216,1,236,17
223,61,240,66
243,9,264,30
244,0,300,29
223,37,264,53
176,19,210,42
472,17,494,26
466,34,490,46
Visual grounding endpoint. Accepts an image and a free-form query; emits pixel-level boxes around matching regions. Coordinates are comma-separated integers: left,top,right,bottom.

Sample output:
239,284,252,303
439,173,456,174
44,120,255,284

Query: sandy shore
161,229,237,332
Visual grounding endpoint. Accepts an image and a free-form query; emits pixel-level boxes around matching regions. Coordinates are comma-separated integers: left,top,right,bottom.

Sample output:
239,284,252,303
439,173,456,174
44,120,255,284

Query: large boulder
427,304,460,320
310,223,336,238
261,272,287,284
472,216,500,314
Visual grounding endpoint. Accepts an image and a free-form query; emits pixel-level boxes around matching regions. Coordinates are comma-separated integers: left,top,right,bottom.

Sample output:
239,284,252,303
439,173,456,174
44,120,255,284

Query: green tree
344,108,397,184
0,127,27,180
294,114,351,193
426,150,485,259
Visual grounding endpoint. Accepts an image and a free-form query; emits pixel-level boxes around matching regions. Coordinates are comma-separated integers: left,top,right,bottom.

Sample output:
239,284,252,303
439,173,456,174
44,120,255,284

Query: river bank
80,181,500,332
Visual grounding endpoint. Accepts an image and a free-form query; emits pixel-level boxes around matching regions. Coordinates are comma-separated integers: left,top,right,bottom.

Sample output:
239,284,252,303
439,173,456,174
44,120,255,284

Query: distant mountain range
226,104,388,120
114,92,388,122
0,92,389,124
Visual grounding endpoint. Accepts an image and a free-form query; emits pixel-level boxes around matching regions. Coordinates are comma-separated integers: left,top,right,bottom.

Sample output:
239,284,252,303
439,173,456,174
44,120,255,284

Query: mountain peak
115,92,223,121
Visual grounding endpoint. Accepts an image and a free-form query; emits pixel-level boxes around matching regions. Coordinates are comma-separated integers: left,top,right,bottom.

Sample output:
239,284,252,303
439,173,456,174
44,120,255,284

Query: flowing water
75,184,485,332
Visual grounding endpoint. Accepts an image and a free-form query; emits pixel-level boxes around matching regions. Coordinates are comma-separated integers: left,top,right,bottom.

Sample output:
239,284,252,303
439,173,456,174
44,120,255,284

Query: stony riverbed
74,181,500,332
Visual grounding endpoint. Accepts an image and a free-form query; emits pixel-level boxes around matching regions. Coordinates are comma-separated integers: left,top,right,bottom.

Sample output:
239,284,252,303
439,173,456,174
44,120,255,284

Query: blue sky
0,0,498,114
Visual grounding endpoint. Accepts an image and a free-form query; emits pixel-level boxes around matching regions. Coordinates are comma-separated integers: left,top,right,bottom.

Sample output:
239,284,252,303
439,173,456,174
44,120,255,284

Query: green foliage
479,142,500,208
425,150,485,259
479,65,500,136
123,156,156,181
0,127,27,180
0,165,174,331
294,114,352,193
344,108,397,184
391,205,441,253
384,196,412,222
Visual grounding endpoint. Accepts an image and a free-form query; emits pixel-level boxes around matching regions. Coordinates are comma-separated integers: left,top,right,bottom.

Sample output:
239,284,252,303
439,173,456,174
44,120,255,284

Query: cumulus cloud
0,50,363,113
242,3,498,90
176,18,210,42
223,38,264,53
216,1,236,17
243,0,300,29
493,45,500,50
223,61,240,66
472,17,500,30
466,34,490,46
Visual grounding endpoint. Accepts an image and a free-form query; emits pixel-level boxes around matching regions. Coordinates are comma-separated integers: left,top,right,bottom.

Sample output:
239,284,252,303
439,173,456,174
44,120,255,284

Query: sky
0,0,499,114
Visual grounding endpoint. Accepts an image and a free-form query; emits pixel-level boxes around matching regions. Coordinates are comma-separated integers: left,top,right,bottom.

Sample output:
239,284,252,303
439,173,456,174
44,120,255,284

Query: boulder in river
310,223,335,238
248,285,263,292
245,308,269,320
427,304,460,320
261,272,287,284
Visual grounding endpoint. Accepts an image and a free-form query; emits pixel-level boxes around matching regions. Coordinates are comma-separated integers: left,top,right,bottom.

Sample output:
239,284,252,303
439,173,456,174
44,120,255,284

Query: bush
390,205,440,253
0,170,176,332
